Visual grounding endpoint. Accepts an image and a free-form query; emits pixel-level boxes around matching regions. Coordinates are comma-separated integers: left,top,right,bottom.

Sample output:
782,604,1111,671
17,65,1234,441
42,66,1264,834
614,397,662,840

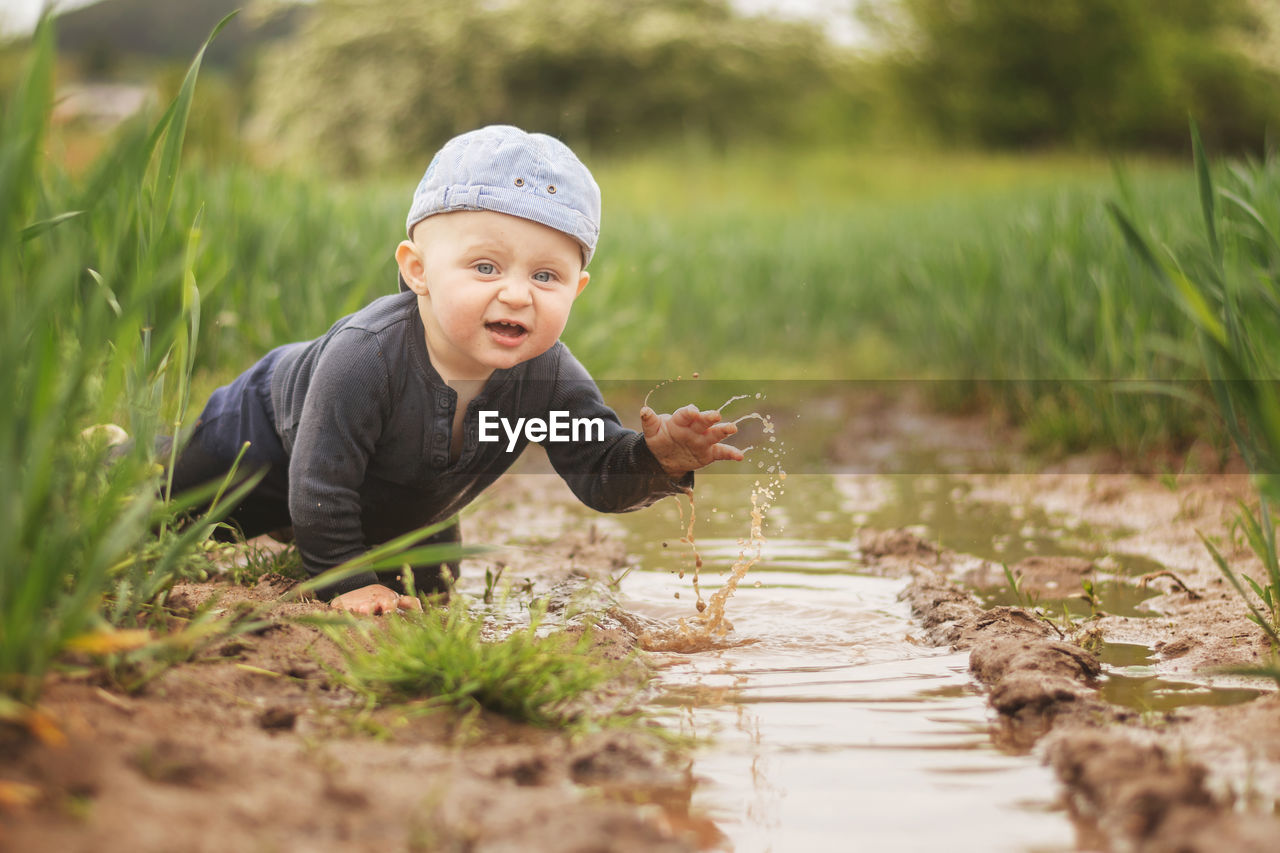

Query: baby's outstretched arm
641,404,746,478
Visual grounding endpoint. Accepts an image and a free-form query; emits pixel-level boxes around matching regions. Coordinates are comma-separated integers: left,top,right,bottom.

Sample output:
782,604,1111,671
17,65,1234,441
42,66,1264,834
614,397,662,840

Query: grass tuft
326,598,629,728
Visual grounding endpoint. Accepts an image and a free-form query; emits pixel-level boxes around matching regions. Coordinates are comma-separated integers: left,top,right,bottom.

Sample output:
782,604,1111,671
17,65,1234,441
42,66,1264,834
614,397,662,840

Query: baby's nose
498,279,533,306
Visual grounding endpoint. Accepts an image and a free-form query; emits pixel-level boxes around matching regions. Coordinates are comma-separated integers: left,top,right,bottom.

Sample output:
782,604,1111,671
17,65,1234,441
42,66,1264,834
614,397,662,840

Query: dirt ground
0,474,711,853
5,390,1280,851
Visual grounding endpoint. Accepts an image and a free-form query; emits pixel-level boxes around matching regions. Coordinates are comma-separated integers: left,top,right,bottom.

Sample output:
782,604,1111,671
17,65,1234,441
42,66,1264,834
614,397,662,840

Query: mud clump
258,706,299,731
968,635,1100,684
899,569,983,643
904,573,1108,737
903,559,1280,852
1045,731,1280,852
129,739,218,788
962,554,1096,596
969,619,1104,732
1153,635,1198,660
859,528,941,564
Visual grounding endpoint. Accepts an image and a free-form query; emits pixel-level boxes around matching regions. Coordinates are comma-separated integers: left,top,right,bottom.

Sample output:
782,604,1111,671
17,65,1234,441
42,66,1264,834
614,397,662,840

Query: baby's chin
479,339,558,371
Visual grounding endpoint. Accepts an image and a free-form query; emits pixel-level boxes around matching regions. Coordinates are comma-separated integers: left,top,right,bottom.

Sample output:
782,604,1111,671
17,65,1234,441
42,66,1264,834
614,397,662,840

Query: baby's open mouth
485,320,528,341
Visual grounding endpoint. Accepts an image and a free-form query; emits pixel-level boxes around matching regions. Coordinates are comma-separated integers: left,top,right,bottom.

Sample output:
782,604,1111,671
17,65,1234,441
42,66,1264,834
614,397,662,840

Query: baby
170,125,743,614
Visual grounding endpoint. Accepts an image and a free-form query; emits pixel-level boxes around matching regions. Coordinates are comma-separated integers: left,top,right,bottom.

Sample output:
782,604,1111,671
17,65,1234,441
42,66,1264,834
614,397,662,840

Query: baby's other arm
287,330,390,598
640,404,745,479
331,584,422,614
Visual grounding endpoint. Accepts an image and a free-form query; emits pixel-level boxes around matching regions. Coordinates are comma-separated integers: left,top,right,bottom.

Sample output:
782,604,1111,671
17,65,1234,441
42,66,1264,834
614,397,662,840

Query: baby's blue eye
533,271,554,283
475,263,496,275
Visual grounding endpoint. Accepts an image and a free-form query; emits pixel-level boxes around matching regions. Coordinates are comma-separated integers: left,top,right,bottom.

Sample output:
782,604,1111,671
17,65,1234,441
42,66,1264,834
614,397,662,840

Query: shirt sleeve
541,346,693,512
287,329,390,598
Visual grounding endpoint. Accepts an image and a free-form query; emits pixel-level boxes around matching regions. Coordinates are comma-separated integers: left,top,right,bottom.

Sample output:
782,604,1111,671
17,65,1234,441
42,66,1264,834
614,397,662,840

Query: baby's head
400,125,601,285
396,126,602,379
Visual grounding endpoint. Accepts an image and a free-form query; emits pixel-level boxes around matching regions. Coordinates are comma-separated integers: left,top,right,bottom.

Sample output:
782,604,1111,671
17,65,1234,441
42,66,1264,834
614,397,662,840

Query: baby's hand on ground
641,404,745,479
330,583,423,615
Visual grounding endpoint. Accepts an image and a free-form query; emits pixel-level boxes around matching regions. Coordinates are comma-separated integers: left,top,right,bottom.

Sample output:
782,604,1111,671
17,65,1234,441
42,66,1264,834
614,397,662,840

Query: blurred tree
251,0,850,172
79,40,121,79
862,0,1278,151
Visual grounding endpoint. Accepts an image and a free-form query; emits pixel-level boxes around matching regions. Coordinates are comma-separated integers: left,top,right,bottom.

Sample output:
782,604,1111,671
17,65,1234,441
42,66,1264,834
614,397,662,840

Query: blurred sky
3,0,869,45
1,0,98,35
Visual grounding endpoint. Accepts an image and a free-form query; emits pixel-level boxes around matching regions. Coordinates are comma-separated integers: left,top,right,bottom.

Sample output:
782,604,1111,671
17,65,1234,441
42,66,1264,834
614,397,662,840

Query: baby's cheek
446,314,478,341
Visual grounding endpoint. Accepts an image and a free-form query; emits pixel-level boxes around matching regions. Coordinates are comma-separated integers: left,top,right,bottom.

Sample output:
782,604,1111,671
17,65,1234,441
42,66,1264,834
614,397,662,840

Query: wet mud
0,479,700,853
897,556,1280,851
848,395,1280,852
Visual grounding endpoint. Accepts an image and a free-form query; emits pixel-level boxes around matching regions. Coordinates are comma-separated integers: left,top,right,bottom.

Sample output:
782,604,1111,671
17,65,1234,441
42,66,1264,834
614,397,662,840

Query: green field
164,148,1236,454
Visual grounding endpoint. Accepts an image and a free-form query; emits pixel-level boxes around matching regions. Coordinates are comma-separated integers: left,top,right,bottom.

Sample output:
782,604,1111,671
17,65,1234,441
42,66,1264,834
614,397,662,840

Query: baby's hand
330,583,423,615
641,404,745,479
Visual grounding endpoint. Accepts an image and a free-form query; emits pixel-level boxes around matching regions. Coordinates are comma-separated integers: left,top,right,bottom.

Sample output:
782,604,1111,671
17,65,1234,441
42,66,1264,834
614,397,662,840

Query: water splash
636,395,787,653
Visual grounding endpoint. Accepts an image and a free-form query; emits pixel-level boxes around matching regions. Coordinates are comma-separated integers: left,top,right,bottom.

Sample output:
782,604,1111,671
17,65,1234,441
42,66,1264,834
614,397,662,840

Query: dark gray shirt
262,291,687,593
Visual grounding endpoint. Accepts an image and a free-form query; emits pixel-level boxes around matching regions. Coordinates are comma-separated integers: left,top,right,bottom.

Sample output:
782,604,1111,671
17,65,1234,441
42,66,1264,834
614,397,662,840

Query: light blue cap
402,125,601,292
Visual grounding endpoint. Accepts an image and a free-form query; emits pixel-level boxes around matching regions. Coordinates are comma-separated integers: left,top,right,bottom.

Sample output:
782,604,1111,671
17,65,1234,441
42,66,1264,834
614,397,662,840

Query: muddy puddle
559,457,1273,851
597,473,1075,850
1097,641,1266,713
865,473,1165,607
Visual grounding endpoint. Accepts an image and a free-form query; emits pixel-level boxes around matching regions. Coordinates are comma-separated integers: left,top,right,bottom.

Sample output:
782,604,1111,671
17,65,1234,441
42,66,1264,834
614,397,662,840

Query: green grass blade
152,11,239,230
1200,532,1280,647
20,210,85,242
1190,120,1222,269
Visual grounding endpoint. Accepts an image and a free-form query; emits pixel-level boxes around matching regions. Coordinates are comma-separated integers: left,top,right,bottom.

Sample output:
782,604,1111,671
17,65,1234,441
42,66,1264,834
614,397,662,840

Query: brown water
609,473,1078,851
593,457,1274,849
1098,641,1266,712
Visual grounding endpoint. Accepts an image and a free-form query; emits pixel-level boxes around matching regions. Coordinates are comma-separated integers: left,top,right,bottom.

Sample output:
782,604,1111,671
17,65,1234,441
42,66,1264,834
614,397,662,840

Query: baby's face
401,210,589,380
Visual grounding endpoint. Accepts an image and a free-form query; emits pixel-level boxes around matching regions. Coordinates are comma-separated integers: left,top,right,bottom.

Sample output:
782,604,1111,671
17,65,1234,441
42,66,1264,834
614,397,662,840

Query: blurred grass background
4,0,1278,453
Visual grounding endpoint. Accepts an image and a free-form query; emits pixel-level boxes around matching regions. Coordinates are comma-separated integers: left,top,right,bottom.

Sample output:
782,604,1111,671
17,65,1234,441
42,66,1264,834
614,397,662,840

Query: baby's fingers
640,406,661,438
669,404,701,428
707,421,738,441
711,442,746,463
677,406,728,433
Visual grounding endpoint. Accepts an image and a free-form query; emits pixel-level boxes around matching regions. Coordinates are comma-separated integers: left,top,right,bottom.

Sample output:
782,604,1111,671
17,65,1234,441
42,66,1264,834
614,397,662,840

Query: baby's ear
575,270,590,297
396,240,428,294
